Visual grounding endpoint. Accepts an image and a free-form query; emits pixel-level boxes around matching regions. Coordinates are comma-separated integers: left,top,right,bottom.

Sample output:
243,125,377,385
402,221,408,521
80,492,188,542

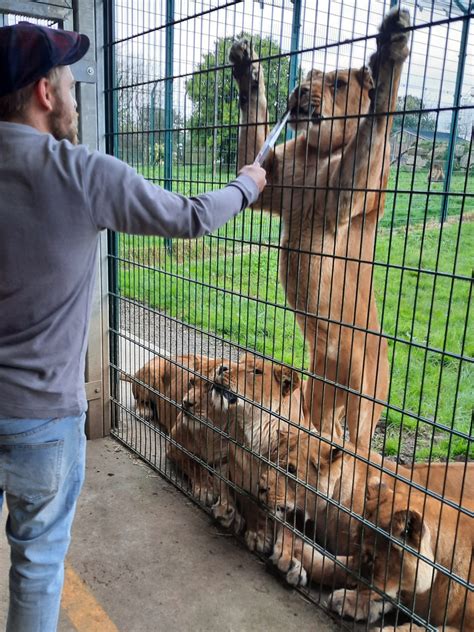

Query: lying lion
259,428,474,587
166,372,232,508
209,353,304,551
166,352,303,549
328,479,474,630
230,8,411,448
122,353,218,432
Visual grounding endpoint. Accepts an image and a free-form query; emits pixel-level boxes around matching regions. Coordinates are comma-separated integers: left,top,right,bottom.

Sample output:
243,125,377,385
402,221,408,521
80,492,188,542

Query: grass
117,165,473,460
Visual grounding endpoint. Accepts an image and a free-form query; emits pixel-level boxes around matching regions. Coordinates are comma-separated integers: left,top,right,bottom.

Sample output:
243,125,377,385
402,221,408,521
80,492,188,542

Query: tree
185,34,297,168
393,95,436,132
114,54,183,166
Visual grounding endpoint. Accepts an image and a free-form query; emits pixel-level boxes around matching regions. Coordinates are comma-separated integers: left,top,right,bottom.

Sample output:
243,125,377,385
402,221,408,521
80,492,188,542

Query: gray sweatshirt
0,122,258,418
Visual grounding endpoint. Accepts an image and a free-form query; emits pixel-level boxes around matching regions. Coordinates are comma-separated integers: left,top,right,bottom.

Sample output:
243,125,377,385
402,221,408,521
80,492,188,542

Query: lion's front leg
327,588,394,623
229,39,269,170
270,526,308,587
243,504,274,555
369,8,411,117
330,9,410,226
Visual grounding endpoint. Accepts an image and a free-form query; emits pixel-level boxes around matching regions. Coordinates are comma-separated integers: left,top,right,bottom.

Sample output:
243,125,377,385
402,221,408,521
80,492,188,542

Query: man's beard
48,98,79,145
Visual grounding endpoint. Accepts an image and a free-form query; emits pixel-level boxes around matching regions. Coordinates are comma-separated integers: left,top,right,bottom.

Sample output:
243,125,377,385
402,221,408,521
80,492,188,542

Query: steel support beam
164,0,174,254
441,8,470,222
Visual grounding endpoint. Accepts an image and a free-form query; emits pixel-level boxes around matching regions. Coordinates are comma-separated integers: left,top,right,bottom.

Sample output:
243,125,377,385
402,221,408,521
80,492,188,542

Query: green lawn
117,165,473,460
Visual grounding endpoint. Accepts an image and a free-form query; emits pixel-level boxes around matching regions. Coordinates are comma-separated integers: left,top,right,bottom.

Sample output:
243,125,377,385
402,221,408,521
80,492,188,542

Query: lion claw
244,528,273,554
229,39,259,85
379,7,411,62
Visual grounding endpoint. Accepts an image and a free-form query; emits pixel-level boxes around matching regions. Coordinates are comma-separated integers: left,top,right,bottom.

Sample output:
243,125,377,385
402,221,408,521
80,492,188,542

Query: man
0,21,266,631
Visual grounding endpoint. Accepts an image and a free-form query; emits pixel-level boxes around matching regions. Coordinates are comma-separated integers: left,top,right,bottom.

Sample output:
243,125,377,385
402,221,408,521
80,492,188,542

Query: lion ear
356,65,374,90
273,428,291,460
392,509,424,544
306,68,323,82
274,366,299,396
329,446,343,462
365,478,390,515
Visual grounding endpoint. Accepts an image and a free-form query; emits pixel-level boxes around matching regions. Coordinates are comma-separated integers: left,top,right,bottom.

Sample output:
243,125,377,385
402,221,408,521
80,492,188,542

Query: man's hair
0,66,61,121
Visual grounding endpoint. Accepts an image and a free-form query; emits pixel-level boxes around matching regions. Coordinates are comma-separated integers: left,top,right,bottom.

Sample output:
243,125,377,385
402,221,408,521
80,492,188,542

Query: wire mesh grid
105,0,473,629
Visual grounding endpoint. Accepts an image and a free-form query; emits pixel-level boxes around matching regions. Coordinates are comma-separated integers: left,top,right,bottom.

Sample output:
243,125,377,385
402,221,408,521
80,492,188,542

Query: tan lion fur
122,354,218,432
328,480,474,630
259,426,473,587
211,353,305,552
230,8,411,448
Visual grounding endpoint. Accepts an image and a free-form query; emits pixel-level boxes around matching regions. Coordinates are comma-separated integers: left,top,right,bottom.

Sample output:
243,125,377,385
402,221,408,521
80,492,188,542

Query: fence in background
105,1,473,629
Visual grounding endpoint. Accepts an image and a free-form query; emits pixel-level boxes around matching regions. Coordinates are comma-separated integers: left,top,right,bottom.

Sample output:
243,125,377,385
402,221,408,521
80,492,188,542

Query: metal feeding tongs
253,109,290,166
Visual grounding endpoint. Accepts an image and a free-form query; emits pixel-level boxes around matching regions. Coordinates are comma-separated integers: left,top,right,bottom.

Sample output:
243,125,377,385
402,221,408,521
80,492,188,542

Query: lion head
288,66,374,154
359,479,436,601
258,429,344,522
211,353,301,423
179,369,230,428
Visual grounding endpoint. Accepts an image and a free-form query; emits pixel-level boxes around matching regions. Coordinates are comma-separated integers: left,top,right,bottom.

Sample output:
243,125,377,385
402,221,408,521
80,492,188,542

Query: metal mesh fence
105,0,473,629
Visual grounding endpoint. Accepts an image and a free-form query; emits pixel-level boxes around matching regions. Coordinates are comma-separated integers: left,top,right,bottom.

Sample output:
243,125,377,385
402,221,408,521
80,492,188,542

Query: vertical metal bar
104,0,120,429
287,0,302,140
150,82,158,167
289,0,302,91
441,10,470,222
74,0,109,439
213,40,219,178
164,0,174,254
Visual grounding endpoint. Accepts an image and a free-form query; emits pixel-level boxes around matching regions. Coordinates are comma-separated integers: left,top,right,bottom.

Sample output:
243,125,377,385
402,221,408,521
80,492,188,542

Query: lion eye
334,78,347,90
253,367,263,375
288,463,297,475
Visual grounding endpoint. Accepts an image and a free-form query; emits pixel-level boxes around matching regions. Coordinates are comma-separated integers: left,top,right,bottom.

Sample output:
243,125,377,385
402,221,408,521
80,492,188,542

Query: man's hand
239,163,267,193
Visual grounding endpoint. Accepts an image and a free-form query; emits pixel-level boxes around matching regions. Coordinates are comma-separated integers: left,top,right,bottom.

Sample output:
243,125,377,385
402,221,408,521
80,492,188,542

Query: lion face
288,66,374,153
180,365,233,425
359,481,436,599
212,353,300,420
259,430,343,522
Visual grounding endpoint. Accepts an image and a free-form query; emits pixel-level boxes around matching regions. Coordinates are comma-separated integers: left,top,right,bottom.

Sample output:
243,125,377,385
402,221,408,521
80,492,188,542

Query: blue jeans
0,414,86,632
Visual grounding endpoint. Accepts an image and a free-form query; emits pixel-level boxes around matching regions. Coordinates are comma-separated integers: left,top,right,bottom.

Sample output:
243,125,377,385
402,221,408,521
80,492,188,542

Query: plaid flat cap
0,21,89,98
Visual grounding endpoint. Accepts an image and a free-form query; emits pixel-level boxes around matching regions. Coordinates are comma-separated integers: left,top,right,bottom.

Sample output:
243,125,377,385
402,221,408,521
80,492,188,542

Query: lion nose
182,397,195,410
217,365,228,376
258,483,268,496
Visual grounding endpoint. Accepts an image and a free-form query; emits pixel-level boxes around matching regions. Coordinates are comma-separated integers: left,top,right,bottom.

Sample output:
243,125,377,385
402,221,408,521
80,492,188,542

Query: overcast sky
114,0,473,132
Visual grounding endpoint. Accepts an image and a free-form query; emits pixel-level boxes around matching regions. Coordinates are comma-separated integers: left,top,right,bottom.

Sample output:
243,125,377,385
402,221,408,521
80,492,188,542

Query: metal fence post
441,5,470,222
103,0,119,433
164,0,174,254
287,0,301,140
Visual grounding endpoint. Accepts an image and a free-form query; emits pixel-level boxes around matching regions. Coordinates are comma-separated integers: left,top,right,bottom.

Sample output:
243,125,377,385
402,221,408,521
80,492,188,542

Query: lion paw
327,589,364,620
285,558,308,587
327,589,389,623
379,8,410,62
212,497,237,529
244,528,273,554
270,549,307,587
192,483,218,507
229,39,260,85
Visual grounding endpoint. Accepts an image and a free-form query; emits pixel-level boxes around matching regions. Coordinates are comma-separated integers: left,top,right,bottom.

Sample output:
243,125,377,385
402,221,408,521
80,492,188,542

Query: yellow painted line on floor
62,564,120,632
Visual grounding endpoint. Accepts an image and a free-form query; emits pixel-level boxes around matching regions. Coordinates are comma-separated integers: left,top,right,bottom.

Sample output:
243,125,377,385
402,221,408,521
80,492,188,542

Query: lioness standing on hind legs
230,8,410,448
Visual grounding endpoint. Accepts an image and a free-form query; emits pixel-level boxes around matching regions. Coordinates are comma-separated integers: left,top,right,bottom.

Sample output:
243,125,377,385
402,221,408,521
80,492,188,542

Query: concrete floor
1,436,341,632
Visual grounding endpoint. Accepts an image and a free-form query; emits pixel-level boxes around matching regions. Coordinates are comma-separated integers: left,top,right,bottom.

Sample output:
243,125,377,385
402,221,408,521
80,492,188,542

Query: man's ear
392,509,424,545
33,76,55,113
